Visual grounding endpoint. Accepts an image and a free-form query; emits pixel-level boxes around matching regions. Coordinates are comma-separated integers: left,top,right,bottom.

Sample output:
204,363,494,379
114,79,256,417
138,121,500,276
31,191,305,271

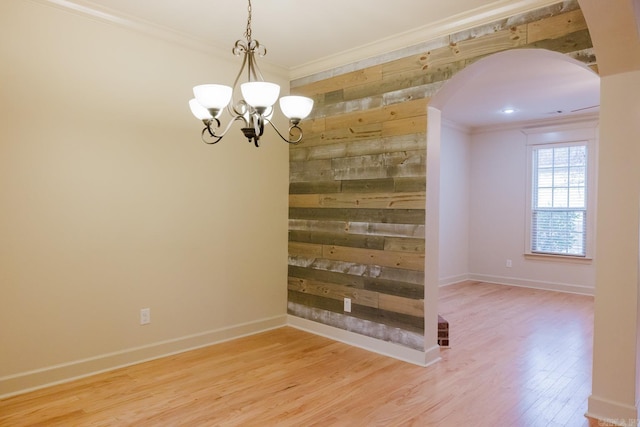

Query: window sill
524,253,593,265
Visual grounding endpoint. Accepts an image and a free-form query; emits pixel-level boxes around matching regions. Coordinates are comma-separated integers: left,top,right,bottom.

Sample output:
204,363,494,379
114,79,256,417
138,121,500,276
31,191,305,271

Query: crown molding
289,0,562,80
31,0,563,81
29,0,289,77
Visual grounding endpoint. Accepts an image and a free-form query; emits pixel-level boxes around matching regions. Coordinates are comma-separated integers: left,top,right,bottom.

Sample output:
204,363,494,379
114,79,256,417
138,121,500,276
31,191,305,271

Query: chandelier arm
200,116,246,145
247,45,266,82
266,120,304,145
229,47,250,117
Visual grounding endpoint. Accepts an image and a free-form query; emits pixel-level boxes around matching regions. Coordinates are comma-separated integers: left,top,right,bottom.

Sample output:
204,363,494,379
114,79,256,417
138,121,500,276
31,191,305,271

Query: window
531,144,587,256
524,121,597,260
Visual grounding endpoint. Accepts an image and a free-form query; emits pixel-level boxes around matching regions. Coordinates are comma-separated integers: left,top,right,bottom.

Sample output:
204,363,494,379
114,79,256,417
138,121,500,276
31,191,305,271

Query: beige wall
0,0,289,396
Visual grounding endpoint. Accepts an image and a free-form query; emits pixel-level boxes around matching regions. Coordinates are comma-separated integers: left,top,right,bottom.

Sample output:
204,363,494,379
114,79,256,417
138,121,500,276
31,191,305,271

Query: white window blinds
531,144,587,257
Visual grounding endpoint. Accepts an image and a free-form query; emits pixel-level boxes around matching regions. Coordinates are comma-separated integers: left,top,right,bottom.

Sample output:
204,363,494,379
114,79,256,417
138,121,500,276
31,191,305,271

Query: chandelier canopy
189,0,314,147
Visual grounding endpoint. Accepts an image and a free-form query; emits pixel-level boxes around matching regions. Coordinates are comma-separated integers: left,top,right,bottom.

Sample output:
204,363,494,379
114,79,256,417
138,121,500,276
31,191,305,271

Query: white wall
588,69,640,420
0,0,289,396
439,121,471,285
467,125,595,294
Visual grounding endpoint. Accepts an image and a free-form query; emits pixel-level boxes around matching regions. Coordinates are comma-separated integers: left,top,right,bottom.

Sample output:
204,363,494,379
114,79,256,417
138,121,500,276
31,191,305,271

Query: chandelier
188,0,314,147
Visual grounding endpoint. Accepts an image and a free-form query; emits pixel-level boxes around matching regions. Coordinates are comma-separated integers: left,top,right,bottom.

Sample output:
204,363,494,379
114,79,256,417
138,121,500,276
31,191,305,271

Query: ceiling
44,0,600,128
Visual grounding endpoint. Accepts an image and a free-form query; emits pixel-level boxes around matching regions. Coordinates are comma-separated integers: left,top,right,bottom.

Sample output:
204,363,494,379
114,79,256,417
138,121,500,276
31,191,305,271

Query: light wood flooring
0,281,596,426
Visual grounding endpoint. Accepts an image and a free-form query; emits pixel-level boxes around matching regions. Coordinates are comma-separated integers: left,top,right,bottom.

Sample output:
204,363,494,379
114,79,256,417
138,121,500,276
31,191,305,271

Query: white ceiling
434,49,600,129
44,0,600,128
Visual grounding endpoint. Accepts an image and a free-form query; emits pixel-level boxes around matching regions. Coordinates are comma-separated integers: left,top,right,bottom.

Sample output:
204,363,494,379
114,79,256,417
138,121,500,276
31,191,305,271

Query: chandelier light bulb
241,82,280,109
279,96,314,120
189,98,213,120
193,84,232,116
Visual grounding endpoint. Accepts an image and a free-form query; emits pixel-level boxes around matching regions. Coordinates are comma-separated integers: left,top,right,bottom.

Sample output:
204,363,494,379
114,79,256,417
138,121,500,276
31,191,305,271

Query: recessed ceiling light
502,108,516,114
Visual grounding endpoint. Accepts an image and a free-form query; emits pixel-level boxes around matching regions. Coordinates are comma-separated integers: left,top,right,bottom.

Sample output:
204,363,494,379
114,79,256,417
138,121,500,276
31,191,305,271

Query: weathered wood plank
353,304,424,332
379,293,424,317
567,48,597,67
526,28,593,54
363,276,424,299
288,219,349,234
288,241,323,259
289,181,341,194
343,78,433,105
288,230,386,250
333,150,425,169
324,99,428,132
288,265,365,288
289,158,332,173
289,241,424,271
288,265,423,299
334,163,425,181
382,115,428,137
422,25,528,69
341,178,395,193
319,95,386,118
394,177,426,192
290,143,350,162
287,290,423,332
323,245,424,271
289,167,335,183
384,237,425,253
289,255,425,286
298,116,326,134
288,219,425,238
332,62,456,102
288,208,425,225
287,276,379,308
289,257,367,275
368,265,424,286
289,192,425,210
298,115,423,146
526,9,588,44
288,289,343,313
297,122,383,148
378,25,527,79
347,221,425,238
292,65,384,98
289,133,427,162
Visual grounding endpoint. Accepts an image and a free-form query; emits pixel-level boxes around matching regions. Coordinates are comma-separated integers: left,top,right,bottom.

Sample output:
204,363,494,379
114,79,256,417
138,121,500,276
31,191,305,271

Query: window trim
523,120,598,261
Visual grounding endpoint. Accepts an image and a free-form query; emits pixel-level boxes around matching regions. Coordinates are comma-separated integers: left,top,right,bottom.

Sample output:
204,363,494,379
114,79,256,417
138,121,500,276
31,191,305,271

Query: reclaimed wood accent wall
288,0,595,350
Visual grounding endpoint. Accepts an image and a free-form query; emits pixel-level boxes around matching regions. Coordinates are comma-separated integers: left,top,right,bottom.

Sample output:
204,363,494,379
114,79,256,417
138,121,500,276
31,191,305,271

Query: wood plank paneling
288,230,386,250
289,208,426,224
289,192,425,210
526,8,588,43
322,245,424,271
288,1,595,350
287,277,379,308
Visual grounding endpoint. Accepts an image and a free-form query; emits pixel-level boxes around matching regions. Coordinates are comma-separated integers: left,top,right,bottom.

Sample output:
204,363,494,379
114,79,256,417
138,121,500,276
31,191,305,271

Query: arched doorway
427,48,600,293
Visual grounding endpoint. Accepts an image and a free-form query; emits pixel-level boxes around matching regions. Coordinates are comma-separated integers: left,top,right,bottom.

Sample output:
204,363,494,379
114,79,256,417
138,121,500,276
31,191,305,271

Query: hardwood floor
0,281,595,426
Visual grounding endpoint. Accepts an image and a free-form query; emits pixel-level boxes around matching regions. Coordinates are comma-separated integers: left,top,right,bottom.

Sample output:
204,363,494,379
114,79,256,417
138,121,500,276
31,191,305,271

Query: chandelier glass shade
188,0,314,147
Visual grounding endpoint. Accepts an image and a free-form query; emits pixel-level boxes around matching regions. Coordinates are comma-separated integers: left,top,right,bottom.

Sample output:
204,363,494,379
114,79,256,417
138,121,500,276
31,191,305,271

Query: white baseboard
587,394,639,425
287,315,441,367
0,315,287,399
439,274,470,287
467,273,595,296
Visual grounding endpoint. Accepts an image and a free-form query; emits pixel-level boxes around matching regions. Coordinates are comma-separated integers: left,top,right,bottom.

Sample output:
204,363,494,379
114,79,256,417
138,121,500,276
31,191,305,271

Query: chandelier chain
244,0,253,42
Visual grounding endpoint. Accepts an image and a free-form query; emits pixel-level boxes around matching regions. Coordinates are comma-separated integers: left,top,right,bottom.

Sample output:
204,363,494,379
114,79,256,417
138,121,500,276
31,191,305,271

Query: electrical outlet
140,308,151,325
506,259,512,268
344,297,351,313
